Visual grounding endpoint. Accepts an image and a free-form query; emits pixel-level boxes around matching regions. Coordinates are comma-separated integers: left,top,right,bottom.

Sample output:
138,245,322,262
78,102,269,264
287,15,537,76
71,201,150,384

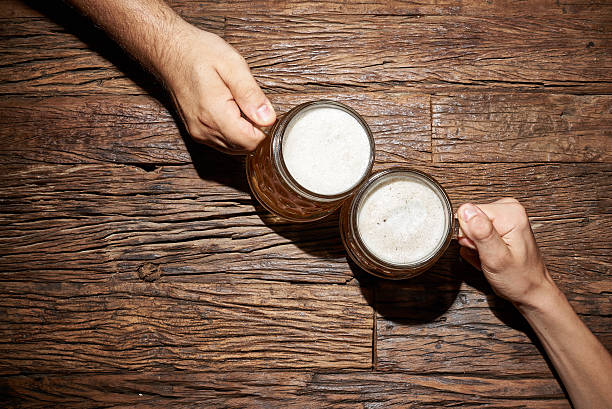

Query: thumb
218,56,276,126
458,203,510,271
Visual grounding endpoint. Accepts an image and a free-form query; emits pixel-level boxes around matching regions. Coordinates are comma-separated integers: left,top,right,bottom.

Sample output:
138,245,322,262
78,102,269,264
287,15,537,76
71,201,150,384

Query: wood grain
432,93,612,163
226,14,611,93
0,280,372,374
3,0,610,20
0,92,431,165
0,95,184,164
3,92,609,167
0,162,608,286
0,370,569,408
375,277,610,376
1,13,610,95
0,1,610,407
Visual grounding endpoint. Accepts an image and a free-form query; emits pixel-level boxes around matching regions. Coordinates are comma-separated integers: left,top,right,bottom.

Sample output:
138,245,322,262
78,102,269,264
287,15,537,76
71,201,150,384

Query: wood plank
0,162,356,284
225,14,612,93
432,93,612,163
2,91,607,167
0,95,185,164
0,370,569,408
2,14,610,95
0,280,372,375
0,163,608,287
172,0,612,21
0,92,431,165
3,0,610,20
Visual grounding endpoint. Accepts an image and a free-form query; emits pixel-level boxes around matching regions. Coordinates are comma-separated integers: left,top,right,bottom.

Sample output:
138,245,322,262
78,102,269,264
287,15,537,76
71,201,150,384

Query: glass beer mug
246,100,375,222
340,168,456,279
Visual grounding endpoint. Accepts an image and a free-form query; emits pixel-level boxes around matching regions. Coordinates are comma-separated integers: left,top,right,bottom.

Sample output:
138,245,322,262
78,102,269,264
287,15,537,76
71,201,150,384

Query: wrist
514,271,566,318
118,2,190,86
151,19,197,88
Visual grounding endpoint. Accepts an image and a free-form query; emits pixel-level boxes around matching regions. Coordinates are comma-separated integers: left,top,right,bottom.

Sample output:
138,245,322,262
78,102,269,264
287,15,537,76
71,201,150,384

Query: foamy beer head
340,168,454,279
280,104,373,197
246,100,375,222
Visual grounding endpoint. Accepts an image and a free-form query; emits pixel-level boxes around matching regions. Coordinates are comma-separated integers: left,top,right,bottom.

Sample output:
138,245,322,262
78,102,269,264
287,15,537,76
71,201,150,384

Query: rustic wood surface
0,0,610,408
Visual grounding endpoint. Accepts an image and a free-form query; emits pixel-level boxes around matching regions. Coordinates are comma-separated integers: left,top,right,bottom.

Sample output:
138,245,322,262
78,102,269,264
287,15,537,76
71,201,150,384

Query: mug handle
451,216,464,240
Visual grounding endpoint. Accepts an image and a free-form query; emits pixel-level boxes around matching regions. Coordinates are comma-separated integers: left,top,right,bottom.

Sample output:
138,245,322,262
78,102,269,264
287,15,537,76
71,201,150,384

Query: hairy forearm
64,0,186,80
518,282,612,409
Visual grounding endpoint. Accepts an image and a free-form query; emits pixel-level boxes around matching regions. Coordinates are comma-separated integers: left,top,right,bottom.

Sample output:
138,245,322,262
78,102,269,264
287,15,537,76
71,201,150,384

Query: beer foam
282,106,371,196
357,175,448,265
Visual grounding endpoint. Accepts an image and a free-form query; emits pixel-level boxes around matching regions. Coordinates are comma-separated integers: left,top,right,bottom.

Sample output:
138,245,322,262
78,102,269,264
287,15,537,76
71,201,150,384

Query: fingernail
461,204,479,221
256,103,272,122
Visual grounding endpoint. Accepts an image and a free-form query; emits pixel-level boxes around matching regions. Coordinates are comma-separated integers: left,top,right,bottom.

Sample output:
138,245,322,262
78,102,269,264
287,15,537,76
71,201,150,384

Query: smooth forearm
64,0,186,80
517,282,612,409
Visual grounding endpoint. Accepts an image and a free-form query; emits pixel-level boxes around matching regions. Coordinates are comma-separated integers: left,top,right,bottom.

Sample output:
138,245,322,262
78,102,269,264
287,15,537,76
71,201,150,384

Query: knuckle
226,50,248,70
240,132,261,152
471,215,494,240
513,203,530,228
186,123,204,140
242,138,259,152
487,252,511,270
233,52,248,67
239,85,261,101
518,217,531,231
220,101,241,119
514,201,527,214
221,129,254,152
249,132,266,150
501,197,520,204
187,121,216,144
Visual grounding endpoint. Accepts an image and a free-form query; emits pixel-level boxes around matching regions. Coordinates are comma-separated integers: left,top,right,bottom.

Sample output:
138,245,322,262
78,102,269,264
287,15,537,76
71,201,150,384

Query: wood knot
137,263,162,282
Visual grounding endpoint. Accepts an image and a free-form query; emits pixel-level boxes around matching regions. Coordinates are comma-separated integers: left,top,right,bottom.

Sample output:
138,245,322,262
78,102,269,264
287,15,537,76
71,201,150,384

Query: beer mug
246,100,375,222
340,168,456,279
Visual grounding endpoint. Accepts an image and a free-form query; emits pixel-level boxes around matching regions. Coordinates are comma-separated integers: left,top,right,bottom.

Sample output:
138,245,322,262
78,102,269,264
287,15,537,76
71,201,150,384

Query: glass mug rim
342,167,455,278
271,100,376,203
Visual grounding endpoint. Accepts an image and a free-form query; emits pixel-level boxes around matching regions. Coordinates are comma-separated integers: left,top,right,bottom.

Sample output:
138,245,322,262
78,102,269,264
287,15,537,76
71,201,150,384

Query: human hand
457,198,557,309
159,23,276,153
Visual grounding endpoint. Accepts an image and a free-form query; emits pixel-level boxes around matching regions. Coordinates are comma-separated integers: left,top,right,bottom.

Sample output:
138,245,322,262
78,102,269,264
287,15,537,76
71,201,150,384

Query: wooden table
1,0,610,407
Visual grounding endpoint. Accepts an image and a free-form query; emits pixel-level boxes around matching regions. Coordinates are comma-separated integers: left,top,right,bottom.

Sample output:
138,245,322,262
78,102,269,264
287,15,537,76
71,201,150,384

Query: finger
217,56,276,126
186,117,250,154
460,247,482,271
458,203,511,270
204,133,250,155
458,236,477,250
494,197,520,204
456,223,474,248
473,200,526,237
205,86,267,152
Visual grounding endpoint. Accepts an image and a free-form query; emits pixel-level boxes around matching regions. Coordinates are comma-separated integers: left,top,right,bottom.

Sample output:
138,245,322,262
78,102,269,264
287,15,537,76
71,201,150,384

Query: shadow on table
350,242,463,324
25,0,250,194
185,137,251,194
352,239,568,399
253,206,348,260
348,240,530,331
455,256,568,398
